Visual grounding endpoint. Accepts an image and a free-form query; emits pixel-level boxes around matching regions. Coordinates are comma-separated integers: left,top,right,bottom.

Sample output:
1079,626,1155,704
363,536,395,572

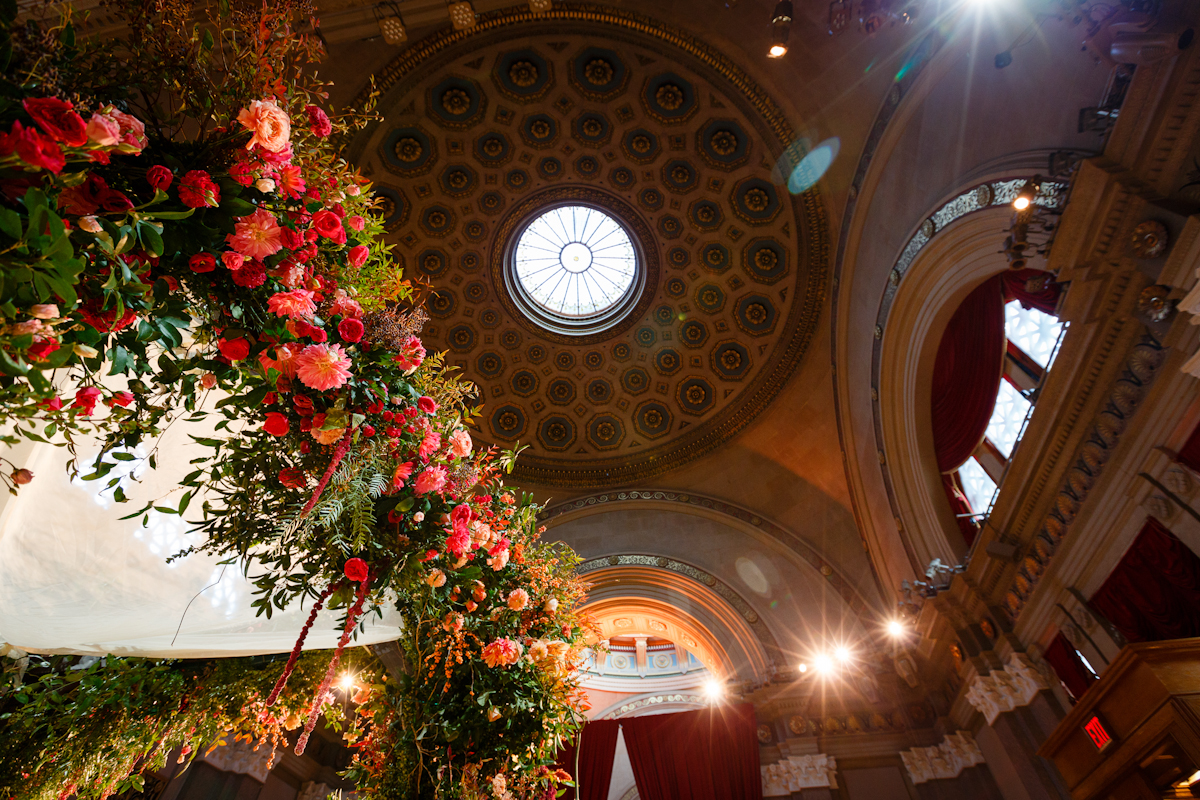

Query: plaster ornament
964,652,1051,724
761,754,838,796
203,737,274,782
1165,465,1194,496
900,731,985,784
1130,220,1169,258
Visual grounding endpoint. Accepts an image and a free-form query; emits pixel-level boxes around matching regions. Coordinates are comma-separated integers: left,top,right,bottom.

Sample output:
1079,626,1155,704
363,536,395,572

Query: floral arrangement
0,0,593,798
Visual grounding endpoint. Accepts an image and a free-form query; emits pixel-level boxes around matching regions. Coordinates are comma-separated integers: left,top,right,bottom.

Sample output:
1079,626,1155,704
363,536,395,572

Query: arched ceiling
348,5,829,488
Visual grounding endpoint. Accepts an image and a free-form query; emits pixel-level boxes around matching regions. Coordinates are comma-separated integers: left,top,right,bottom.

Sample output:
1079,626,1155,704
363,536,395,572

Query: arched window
934,270,1065,544
957,302,1066,513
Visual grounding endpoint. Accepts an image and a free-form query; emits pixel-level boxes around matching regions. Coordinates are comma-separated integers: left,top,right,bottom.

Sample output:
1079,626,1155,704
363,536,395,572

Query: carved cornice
963,653,1050,725
900,731,985,785
762,754,838,795
546,490,873,617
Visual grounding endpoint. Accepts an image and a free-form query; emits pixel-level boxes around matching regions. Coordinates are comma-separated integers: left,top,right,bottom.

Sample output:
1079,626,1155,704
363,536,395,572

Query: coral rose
22,98,87,147
294,343,353,391
425,568,447,588
413,465,447,495
237,99,292,153
481,638,522,668
267,289,317,320
506,588,529,611
448,429,472,458
227,208,283,260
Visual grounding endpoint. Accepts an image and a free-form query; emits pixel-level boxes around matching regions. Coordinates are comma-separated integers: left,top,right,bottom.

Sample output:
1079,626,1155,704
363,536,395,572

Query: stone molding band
964,652,1051,725
900,731,985,785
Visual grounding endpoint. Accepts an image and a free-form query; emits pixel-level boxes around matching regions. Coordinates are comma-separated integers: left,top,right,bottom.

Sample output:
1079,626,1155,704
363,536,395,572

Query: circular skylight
513,206,637,320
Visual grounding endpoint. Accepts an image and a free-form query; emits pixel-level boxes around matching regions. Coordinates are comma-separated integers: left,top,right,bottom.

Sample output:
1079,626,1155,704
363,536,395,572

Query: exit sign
1083,713,1113,752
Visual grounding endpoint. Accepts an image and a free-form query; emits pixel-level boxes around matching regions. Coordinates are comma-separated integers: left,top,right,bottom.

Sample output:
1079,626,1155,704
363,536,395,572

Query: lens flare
705,679,724,700
786,138,840,195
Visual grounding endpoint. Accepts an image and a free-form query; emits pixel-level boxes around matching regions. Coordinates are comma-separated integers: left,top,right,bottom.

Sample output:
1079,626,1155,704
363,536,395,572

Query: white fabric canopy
0,420,402,658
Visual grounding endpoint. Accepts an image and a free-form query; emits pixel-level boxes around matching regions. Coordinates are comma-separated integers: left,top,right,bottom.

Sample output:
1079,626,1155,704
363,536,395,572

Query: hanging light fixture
373,2,407,45
447,0,476,30
769,0,792,57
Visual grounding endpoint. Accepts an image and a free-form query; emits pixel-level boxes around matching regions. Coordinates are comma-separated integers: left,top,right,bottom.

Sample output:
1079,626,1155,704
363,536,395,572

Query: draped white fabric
0,422,402,657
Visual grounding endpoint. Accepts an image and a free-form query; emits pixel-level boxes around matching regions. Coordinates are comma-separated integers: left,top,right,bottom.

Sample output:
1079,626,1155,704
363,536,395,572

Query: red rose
343,557,369,582
4,121,65,174
280,227,303,250
179,169,220,208
39,396,63,411
229,162,254,187
417,396,438,414
73,386,102,416
146,165,173,191
99,190,133,213
311,209,347,244
189,253,217,273
361,424,376,437
218,337,250,361
22,98,87,147
293,395,315,416
306,105,333,138
263,412,290,437
338,318,364,343
78,296,137,333
27,340,60,361
223,252,245,271
230,260,266,287
347,245,369,268
106,391,134,408
58,173,109,215
308,326,327,343
279,467,307,488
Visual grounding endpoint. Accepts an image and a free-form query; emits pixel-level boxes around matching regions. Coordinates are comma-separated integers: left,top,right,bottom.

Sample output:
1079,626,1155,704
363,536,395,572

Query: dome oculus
511,205,639,332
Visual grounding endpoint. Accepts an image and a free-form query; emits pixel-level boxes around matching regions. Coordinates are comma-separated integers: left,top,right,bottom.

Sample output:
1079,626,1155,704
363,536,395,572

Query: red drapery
931,278,1006,473
621,705,762,800
1042,632,1095,701
1001,268,1062,315
1177,418,1200,473
556,719,620,800
1090,517,1200,643
942,472,979,547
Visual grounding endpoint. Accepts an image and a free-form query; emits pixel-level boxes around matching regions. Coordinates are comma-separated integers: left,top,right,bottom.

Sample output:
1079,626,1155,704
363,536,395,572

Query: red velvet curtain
1042,632,1095,701
931,278,1006,473
1090,517,1200,643
622,705,762,800
942,472,979,547
1177,418,1200,473
1001,268,1061,315
556,719,620,800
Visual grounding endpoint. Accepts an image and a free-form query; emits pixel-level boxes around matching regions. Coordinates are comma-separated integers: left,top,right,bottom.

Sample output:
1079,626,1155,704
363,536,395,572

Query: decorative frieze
761,754,838,796
900,731,985,784
964,653,1050,725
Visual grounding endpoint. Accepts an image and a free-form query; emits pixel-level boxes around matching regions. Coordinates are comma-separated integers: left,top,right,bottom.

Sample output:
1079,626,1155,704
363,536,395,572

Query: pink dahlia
294,343,352,391
227,208,284,260
481,638,522,668
267,289,317,320
413,465,447,495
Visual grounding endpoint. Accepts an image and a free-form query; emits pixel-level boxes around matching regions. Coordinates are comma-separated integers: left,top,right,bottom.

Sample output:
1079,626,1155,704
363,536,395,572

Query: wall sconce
447,0,476,30
373,2,407,45
769,0,792,57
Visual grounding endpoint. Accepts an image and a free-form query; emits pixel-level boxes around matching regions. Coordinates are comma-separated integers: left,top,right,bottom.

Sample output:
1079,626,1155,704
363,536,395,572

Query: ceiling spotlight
528,0,552,10
447,0,476,30
835,646,853,663
886,619,906,639
813,653,834,674
705,679,725,700
373,2,407,45
769,0,792,58
1013,178,1040,211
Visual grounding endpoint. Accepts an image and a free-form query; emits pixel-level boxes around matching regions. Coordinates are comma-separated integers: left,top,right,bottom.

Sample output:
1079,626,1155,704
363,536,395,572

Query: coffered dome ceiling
349,5,829,488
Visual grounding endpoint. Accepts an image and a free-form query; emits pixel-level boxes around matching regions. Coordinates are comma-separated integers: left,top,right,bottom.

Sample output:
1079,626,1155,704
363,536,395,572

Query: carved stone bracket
202,738,274,783
964,653,1051,725
761,754,838,796
900,731,985,785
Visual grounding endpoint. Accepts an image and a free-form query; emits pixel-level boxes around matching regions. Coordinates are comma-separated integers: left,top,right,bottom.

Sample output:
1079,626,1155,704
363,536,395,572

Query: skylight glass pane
958,457,997,515
1005,302,1065,369
513,206,636,318
986,381,1032,459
